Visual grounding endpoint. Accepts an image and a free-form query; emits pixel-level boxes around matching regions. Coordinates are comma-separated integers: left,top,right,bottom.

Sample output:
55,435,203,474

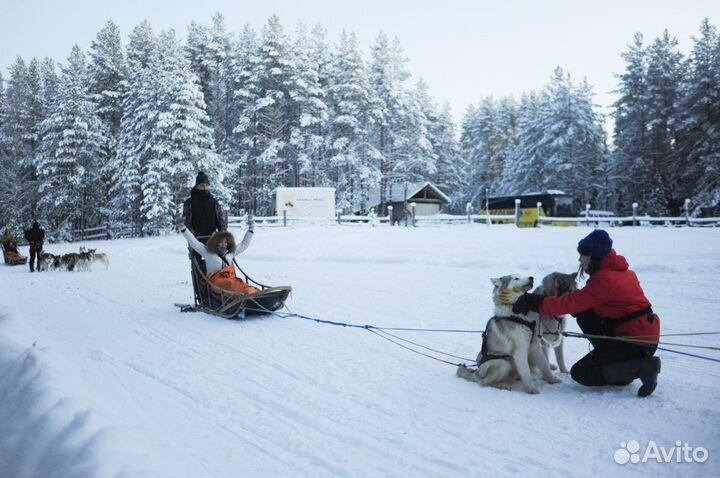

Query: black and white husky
457,274,560,394
39,252,61,271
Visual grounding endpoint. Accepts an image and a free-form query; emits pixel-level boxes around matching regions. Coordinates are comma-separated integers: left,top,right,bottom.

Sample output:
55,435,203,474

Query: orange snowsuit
209,265,259,295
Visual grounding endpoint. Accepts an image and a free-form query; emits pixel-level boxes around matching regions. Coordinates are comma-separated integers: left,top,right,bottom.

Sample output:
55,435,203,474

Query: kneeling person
181,224,258,296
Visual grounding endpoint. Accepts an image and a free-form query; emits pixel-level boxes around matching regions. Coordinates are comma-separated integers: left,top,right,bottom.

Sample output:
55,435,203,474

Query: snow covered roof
490,190,571,199
365,182,451,208
518,190,569,196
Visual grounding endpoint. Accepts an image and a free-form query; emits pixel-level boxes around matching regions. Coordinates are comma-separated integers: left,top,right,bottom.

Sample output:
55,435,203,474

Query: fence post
466,202,472,224
514,199,521,227
536,202,542,228
283,209,287,227
632,202,638,226
411,202,417,227
585,203,591,227
684,198,690,226
337,209,342,225
387,205,393,226
485,188,490,227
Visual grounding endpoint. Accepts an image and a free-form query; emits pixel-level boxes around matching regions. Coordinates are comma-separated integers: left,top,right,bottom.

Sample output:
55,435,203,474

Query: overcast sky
2,0,719,126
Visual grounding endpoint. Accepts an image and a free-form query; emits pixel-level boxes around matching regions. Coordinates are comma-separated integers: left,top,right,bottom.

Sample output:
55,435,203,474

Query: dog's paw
456,366,477,381
524,385,540,394
545,374,562,384
488,382,512,391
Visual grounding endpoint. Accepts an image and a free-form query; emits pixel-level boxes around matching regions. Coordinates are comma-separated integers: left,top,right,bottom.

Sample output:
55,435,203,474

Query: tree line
463,19,720,217
1,15,718,239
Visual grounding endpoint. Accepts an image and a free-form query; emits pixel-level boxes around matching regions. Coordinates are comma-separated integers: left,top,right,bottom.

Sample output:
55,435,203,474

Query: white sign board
275,187,336,218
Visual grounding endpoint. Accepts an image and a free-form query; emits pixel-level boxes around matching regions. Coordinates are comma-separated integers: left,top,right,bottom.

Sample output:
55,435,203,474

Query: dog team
38,246,110,272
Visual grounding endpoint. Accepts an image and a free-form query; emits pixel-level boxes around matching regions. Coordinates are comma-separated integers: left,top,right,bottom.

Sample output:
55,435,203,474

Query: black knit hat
195,171,209,186
577,229,613,259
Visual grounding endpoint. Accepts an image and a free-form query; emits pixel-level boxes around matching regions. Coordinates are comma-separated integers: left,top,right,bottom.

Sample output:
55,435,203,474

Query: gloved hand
512,293,545,315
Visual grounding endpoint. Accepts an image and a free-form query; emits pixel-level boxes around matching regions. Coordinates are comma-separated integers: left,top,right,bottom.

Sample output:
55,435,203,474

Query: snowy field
0,224,719,478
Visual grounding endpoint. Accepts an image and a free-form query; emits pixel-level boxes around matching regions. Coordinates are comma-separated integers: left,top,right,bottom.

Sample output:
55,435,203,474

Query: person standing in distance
182,171,227,242
182,172,227,306
23,221,45,272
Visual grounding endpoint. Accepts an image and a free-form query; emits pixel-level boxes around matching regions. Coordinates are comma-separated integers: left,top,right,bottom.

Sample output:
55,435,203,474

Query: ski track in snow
0,225,719,477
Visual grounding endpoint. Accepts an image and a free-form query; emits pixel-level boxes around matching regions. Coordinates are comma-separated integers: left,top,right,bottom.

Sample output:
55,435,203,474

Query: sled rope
562,331,720,350
371,328,476,362
241,303,476,366
244,303,720,338
238,302,720,364
563,332,720,363
366,329,473,367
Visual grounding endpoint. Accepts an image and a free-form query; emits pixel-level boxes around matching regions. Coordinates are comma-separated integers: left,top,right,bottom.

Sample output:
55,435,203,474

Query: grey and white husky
457,274,560,394
534,272,577,374
79,246,109,270
76,247,96,271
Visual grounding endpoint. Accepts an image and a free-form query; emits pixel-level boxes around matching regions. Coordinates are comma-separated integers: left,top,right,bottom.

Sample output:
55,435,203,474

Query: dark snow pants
29,245,42,272
570,310,657,387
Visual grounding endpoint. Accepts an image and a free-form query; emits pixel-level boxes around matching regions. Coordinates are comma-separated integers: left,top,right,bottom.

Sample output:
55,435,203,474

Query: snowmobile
2,241,28,265
176,257,291,320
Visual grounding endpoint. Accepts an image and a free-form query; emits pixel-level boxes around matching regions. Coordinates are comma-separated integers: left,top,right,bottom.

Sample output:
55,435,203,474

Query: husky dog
39,252,60,272
457,274,560,394
60,253,79,272
93,252,109,270
76,248,96,271
534,272,577,374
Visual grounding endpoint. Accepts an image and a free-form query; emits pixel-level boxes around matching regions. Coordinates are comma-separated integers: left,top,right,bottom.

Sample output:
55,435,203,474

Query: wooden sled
2,243,27,265
176,258,291,320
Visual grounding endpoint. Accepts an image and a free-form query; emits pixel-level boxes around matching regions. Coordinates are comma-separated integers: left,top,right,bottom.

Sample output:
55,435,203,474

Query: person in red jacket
513,229,661,397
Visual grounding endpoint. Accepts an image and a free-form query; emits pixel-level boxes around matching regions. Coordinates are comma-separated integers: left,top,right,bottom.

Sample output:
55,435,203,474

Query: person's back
24,223,45,245
182,172,226,243
24,222,45,272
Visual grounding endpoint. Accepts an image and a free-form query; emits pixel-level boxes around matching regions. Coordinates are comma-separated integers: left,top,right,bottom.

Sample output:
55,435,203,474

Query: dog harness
478,315,537,366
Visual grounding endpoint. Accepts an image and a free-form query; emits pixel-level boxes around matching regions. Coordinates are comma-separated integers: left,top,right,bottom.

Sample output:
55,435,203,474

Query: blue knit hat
577,229,613,259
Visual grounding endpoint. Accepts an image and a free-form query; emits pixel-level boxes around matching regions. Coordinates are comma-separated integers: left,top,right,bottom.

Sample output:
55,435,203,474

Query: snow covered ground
0,224,718,478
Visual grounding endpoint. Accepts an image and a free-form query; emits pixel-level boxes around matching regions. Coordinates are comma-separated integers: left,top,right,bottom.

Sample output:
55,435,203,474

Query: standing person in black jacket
182,172,227,306
23,221,45,272
182,172,227,241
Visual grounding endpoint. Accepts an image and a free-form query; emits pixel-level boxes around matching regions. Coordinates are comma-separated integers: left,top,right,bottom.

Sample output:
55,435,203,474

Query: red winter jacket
540,249,660,344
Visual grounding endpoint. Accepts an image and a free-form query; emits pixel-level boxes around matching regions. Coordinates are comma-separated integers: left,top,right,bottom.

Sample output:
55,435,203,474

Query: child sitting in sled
1,229,27,265
181,222,258,295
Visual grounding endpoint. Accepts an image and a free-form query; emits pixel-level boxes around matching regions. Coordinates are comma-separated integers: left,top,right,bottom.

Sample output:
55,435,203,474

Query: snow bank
0,311,146,477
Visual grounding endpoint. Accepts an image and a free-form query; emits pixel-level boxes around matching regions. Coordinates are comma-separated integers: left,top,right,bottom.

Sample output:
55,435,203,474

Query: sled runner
176,257,291,320
2,242,27,265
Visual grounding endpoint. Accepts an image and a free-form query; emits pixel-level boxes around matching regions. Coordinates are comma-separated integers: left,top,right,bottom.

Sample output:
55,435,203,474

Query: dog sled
175,257,291,320
2,241,27,265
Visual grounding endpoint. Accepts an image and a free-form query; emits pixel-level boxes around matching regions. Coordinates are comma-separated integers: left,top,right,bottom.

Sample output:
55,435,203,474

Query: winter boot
637,356,661,397
601,357,661,397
